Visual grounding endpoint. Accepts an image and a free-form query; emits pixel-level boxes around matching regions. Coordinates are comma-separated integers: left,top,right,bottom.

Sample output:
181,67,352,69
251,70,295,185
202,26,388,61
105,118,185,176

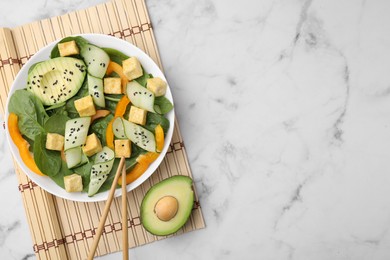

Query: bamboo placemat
0,0,205,259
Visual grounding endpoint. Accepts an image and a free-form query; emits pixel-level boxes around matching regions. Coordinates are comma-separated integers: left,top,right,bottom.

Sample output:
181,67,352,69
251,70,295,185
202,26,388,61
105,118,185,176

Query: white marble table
1,0,390,259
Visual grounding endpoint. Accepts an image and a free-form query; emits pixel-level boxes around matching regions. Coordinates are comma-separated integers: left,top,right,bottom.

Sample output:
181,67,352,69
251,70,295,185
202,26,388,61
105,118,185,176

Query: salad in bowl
5,34,174,202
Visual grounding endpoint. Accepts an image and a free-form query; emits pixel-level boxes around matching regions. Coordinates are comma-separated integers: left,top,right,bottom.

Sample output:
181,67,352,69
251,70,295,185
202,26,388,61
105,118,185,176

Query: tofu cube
122,57,143,81
147,77,167,97
82,133,103,157
128,106,147,125
74,95,96,116
115,139,132,158
64,174,83,192
104,77,122,94
46,133,64,151
58,40,80,57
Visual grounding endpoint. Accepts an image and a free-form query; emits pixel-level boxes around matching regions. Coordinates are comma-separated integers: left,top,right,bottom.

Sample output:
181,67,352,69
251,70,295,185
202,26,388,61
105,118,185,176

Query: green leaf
8,89,48,140
135,72,152,87
33,133,62,177
97,157,138,193
49,160,73,188
73,161,93,192
91,114,114,146
45,102,65,111
102,48,129,64
44,114,69,135
144,113,170,134
50,36,89,59
153,96,174,114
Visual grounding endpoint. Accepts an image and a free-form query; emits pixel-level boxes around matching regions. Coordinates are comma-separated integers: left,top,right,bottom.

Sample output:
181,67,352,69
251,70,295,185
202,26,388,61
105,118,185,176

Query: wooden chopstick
87,156,127,260
122,162,129,260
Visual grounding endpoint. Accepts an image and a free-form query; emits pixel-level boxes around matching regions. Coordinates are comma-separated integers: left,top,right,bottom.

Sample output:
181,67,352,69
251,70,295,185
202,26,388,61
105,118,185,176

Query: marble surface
1,0,390,259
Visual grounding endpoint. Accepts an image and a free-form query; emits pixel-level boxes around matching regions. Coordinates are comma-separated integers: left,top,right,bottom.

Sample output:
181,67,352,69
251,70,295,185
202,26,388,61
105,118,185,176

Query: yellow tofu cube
104,77,122,94
115,139,131,158
46,133,64,151
64,174,83,192
58,40,80,57
82,133,103,157
122,57,143,81
128,106,147,125
74,95,96,116
147,77,167,97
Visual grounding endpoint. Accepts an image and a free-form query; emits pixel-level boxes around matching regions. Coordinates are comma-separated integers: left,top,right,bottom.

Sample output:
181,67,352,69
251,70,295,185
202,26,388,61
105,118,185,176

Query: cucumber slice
112,117,126,139
65,147,83,169
123,119,156,152
80,44,109,78
88,74,105,107
64,117,91,150
126,81,156,113
88,147,115,197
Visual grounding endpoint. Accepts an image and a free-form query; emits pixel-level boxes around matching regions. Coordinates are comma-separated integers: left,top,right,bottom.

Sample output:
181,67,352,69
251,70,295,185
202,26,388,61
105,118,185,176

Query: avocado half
140,175,194,236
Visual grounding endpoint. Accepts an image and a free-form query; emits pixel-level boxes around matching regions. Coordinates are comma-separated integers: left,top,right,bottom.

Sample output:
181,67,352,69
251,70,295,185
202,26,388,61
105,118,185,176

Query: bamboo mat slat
0,0,205,259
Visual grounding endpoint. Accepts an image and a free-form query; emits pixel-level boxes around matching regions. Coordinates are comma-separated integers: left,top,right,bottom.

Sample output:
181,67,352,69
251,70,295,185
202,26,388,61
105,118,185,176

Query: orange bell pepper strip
106,117,115,150
106,61,128,93
114,96,130,117
155,124,164,153
8,113,44,176
91,110,111,123
118,152,159,186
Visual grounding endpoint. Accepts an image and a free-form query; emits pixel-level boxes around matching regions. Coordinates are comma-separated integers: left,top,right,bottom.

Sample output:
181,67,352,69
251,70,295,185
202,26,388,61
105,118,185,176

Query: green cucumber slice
64,147,83,169
126,81,156,113
88,74,105,107
64,117,91,150
88,147,115,196
80,44,109,78
112,117,126,139
123,119,156,152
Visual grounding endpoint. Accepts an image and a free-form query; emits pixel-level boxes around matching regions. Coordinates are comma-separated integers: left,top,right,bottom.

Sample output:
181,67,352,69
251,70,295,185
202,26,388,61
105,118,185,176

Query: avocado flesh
141,175,194,236
26,57,86,106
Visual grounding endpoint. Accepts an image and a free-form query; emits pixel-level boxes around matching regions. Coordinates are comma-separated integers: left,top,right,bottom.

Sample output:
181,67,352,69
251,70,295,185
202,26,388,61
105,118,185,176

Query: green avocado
140,175,194,236
26,57,86,106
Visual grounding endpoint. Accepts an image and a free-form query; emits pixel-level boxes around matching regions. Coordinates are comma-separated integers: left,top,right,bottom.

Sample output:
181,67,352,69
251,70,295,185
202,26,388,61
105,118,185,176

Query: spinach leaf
144,113,170,134
154,96,173,114
105,99,118,114
49,160,73,188
45,102,65,111
8,89,48,140
47,105,68,117
73,161,93,192
50,36,89,58
135,72,152,87
33,133,61,176
91,114,114,146
102,48,129,64
44,114,69,135
97,157,138,193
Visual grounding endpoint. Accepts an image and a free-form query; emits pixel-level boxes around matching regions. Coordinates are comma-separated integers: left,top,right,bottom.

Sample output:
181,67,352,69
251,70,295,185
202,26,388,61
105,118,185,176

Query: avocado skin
140,175,194,236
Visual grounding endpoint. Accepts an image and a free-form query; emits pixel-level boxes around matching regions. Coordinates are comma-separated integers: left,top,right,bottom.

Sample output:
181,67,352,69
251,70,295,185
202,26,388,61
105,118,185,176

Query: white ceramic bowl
5,34,174,202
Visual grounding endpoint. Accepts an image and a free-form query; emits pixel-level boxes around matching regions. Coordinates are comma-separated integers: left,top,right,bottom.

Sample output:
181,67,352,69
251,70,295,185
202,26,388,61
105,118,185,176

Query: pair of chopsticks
87,157,129,260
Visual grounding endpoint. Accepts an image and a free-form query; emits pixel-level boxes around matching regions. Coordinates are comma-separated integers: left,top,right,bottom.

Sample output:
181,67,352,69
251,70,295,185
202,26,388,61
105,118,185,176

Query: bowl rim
4,33,175,202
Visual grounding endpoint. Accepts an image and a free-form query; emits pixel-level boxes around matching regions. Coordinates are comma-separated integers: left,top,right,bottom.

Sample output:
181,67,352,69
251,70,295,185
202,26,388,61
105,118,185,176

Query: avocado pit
154,196,178,221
